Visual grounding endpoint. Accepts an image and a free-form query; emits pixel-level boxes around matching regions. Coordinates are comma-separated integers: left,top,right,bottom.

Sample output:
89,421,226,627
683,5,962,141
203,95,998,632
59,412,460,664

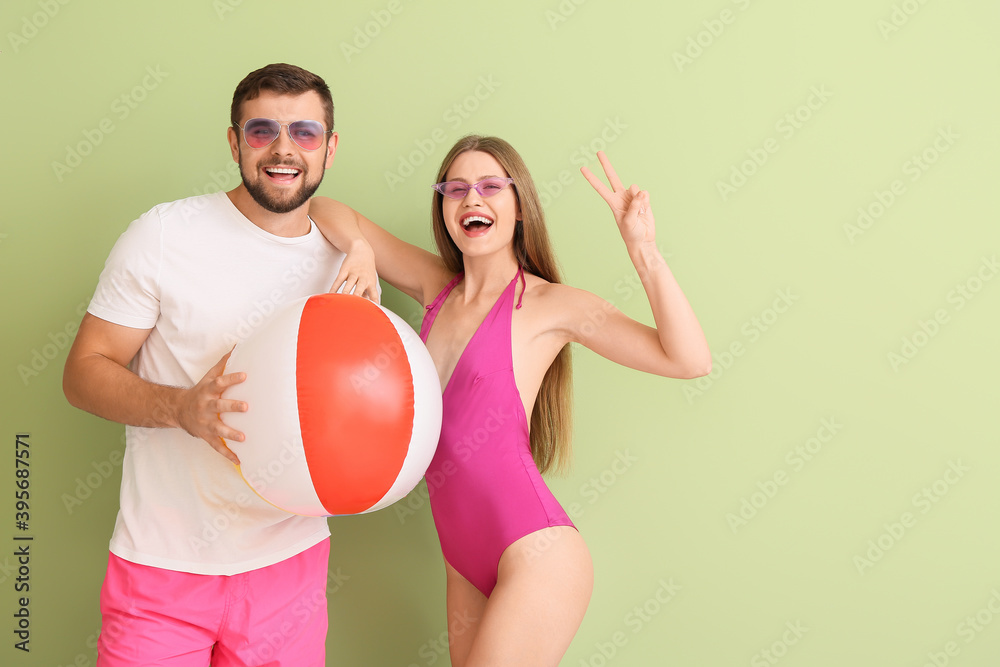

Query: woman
310,135,710,666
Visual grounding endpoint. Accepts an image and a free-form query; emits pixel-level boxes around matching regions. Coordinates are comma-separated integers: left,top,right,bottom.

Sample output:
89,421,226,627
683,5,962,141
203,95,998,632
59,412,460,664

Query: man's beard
238,146,324,214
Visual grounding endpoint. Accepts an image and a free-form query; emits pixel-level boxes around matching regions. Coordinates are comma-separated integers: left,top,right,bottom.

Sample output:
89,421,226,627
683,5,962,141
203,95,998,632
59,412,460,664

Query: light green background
2,1,999,665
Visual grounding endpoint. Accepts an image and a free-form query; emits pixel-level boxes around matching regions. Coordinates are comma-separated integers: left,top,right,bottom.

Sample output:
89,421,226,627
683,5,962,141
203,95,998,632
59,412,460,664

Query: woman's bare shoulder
525,275,595,305
520,274,606,334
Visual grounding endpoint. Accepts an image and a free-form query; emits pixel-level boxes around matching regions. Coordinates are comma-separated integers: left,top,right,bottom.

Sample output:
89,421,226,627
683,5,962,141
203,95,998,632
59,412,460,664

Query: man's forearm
64,352,183,428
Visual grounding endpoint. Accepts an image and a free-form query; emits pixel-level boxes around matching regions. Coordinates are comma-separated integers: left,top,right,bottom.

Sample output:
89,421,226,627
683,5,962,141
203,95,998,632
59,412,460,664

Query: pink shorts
97,539,329,667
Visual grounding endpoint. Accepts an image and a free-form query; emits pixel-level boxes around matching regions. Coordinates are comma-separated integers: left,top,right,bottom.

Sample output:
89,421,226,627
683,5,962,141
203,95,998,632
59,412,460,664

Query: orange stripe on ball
296,294,414,514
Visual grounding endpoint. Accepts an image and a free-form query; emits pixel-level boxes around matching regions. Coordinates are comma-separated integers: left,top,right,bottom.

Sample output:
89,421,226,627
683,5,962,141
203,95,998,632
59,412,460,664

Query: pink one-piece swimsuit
419,267,576,597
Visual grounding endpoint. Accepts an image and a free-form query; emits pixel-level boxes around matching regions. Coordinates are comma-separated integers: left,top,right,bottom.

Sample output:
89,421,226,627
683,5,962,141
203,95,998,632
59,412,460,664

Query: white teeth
266,167,299,174
462,216,493,227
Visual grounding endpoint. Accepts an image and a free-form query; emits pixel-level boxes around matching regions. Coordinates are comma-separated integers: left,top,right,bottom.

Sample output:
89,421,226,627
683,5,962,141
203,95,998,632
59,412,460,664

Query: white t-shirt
89,191,345,575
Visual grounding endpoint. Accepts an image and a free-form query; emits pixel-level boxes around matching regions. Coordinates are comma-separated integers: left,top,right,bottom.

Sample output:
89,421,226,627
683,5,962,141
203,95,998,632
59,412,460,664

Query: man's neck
226,185,311,238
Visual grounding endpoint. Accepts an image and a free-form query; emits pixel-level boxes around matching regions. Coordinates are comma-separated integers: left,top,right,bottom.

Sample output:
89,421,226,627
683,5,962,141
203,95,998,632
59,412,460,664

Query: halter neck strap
515,266,525,309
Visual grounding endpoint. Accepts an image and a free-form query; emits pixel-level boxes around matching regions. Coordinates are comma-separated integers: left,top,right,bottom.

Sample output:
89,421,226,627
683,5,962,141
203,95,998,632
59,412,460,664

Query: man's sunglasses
236,118,332,151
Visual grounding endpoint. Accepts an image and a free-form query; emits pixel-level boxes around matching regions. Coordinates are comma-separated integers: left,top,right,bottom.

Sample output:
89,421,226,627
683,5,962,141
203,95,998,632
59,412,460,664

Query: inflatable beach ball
223,293,442,517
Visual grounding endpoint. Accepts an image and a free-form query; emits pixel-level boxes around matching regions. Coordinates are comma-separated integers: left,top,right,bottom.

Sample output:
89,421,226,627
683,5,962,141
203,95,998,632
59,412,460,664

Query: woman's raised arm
556,152,711,378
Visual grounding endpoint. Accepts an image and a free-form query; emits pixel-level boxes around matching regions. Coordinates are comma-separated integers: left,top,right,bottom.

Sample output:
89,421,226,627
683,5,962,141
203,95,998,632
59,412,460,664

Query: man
63,63,375,665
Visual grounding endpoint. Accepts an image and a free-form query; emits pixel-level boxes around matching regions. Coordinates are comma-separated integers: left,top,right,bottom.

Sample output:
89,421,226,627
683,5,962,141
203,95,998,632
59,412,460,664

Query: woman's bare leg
445,561,488,667
464,526,593,666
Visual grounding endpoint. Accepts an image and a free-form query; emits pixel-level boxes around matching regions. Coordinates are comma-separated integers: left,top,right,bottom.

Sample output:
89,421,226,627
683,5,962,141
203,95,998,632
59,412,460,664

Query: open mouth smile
263,166,302,184
460,212,495,236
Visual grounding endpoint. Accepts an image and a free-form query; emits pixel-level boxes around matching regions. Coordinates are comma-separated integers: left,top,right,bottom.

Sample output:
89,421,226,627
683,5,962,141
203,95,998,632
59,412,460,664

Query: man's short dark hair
231,63,334,132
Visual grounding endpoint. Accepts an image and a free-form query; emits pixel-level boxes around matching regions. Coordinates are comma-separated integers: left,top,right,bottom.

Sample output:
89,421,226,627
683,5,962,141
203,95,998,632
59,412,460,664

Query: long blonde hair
431,135,573,474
